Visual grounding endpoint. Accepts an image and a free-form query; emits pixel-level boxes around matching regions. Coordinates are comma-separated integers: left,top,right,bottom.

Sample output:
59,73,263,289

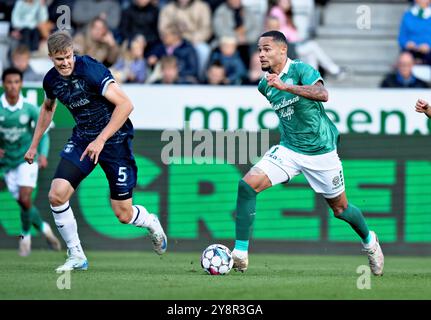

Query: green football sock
20,209,32,235
336,204,370,241
235,180,257,242
29,206,44,231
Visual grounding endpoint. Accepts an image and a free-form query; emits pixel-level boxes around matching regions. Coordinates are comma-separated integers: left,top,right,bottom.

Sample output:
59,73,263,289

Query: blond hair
47,30,73,55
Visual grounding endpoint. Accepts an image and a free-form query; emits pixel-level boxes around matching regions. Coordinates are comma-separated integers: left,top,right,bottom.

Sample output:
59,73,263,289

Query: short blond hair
47,30,73,55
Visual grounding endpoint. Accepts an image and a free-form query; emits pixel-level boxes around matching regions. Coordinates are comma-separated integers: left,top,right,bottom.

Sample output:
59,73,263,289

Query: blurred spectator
268,0,345,79
208,36,246,84
110,34,147,83
243,50,264,85
159,0,212,79
213,0,262,67
204,61,229,85
119,0,160,53
398,0,431,65
242,0,268,38
264,14,297,59
0,0,15,74
153,0,169,8
0,1,16,22
380,51,429,88
11,0,50,52
153,56,185,84
148,25,199,83
11,45,44,82
72,0,121,31
73,17,120,67
203,0,224,12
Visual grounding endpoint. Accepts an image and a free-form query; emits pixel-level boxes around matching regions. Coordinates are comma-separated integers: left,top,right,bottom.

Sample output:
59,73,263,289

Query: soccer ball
201,244,234,275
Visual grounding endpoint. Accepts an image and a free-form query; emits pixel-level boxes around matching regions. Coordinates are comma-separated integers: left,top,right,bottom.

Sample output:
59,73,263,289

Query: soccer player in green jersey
415,99,431,117
231,31,384,276
0,67,61,256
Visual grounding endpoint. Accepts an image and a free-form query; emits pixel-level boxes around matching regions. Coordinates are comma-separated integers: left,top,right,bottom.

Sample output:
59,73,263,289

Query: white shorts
254,145,345,199
4,162,39,200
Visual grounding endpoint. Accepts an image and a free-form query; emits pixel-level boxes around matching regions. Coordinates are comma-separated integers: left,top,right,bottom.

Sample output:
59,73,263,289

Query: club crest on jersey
64,143,74,153
19,114,29,124
285,78,294,85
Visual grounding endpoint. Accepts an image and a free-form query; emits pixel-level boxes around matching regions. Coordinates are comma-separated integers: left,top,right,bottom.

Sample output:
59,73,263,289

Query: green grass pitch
1,249,430,300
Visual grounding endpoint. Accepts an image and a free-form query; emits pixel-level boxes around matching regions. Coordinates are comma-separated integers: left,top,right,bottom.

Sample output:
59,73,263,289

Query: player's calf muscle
111,199,133,224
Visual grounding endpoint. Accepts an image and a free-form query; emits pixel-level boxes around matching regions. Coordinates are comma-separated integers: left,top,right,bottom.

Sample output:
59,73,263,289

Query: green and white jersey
0,94,47,172
258,59,339,155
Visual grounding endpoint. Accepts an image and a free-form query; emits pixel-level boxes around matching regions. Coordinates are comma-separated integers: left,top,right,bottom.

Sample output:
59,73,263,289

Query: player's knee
332,203,348,216
48,189,66,206
18,196,32,210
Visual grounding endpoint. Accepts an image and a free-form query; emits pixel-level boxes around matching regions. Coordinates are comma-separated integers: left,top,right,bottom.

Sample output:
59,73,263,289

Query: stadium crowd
0,0,429,87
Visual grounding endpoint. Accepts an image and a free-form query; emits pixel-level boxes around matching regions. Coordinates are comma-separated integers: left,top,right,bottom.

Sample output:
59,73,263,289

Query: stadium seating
316,0,409,87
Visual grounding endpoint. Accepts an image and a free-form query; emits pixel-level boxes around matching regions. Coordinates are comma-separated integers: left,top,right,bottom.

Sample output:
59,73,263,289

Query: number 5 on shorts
118,167,128,182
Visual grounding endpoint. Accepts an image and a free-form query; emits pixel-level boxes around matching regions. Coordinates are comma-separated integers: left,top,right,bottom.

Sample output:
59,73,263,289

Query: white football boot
55,249,88,273
42,222,62,251
18,234,31,257
148,214,167,255
232,249,248,272
363,231,384,276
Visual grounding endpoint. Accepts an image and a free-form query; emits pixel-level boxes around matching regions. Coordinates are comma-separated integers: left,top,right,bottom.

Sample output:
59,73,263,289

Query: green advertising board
1,129,430,254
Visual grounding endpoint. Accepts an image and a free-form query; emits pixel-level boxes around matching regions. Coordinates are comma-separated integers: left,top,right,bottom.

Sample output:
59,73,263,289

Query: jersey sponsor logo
19,114,29,125
278,106,295,120
64,143,74,153
0,126,26,143
271,96,300,111
271,96,299,120
69,98,90,109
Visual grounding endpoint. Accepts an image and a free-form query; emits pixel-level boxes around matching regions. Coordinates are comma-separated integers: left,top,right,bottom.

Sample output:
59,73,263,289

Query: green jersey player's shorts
254,144,345,199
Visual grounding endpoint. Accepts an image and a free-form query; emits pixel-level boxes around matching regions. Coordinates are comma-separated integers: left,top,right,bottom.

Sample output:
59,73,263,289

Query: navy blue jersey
43,55,134,145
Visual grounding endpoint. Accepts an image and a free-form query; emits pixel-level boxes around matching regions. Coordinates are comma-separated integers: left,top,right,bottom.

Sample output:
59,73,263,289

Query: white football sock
128,205,161,233
51,201,86,259
232,249,248,258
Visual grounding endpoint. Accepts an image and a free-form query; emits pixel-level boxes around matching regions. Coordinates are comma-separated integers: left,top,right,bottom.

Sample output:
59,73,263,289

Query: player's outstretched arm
266,74,328,102
25,98,57,164
80,82,133,164
415,99,431,118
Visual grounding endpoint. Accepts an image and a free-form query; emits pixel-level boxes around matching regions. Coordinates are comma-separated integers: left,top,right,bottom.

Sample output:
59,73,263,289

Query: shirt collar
1,93,24,112
279,58,292,77
411,5,431,19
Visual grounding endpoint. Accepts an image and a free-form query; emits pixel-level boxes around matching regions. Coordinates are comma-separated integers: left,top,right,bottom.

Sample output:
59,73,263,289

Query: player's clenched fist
266,73,286,91
24,147,37,164
415,99,431,117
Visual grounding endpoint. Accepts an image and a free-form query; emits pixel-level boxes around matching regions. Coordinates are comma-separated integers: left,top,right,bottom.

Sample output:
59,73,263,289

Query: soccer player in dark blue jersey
24,31,167,273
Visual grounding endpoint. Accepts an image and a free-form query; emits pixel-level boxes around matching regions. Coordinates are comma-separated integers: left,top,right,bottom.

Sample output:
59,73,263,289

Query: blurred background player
231,31,384,276
0,67,60,256
24,31,167,273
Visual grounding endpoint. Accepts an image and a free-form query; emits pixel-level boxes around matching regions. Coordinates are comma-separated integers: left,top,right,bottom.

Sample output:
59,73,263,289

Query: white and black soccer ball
201,244,234,275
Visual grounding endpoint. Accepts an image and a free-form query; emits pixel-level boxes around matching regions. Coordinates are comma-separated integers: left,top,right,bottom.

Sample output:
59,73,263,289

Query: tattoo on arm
284,81,328,102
